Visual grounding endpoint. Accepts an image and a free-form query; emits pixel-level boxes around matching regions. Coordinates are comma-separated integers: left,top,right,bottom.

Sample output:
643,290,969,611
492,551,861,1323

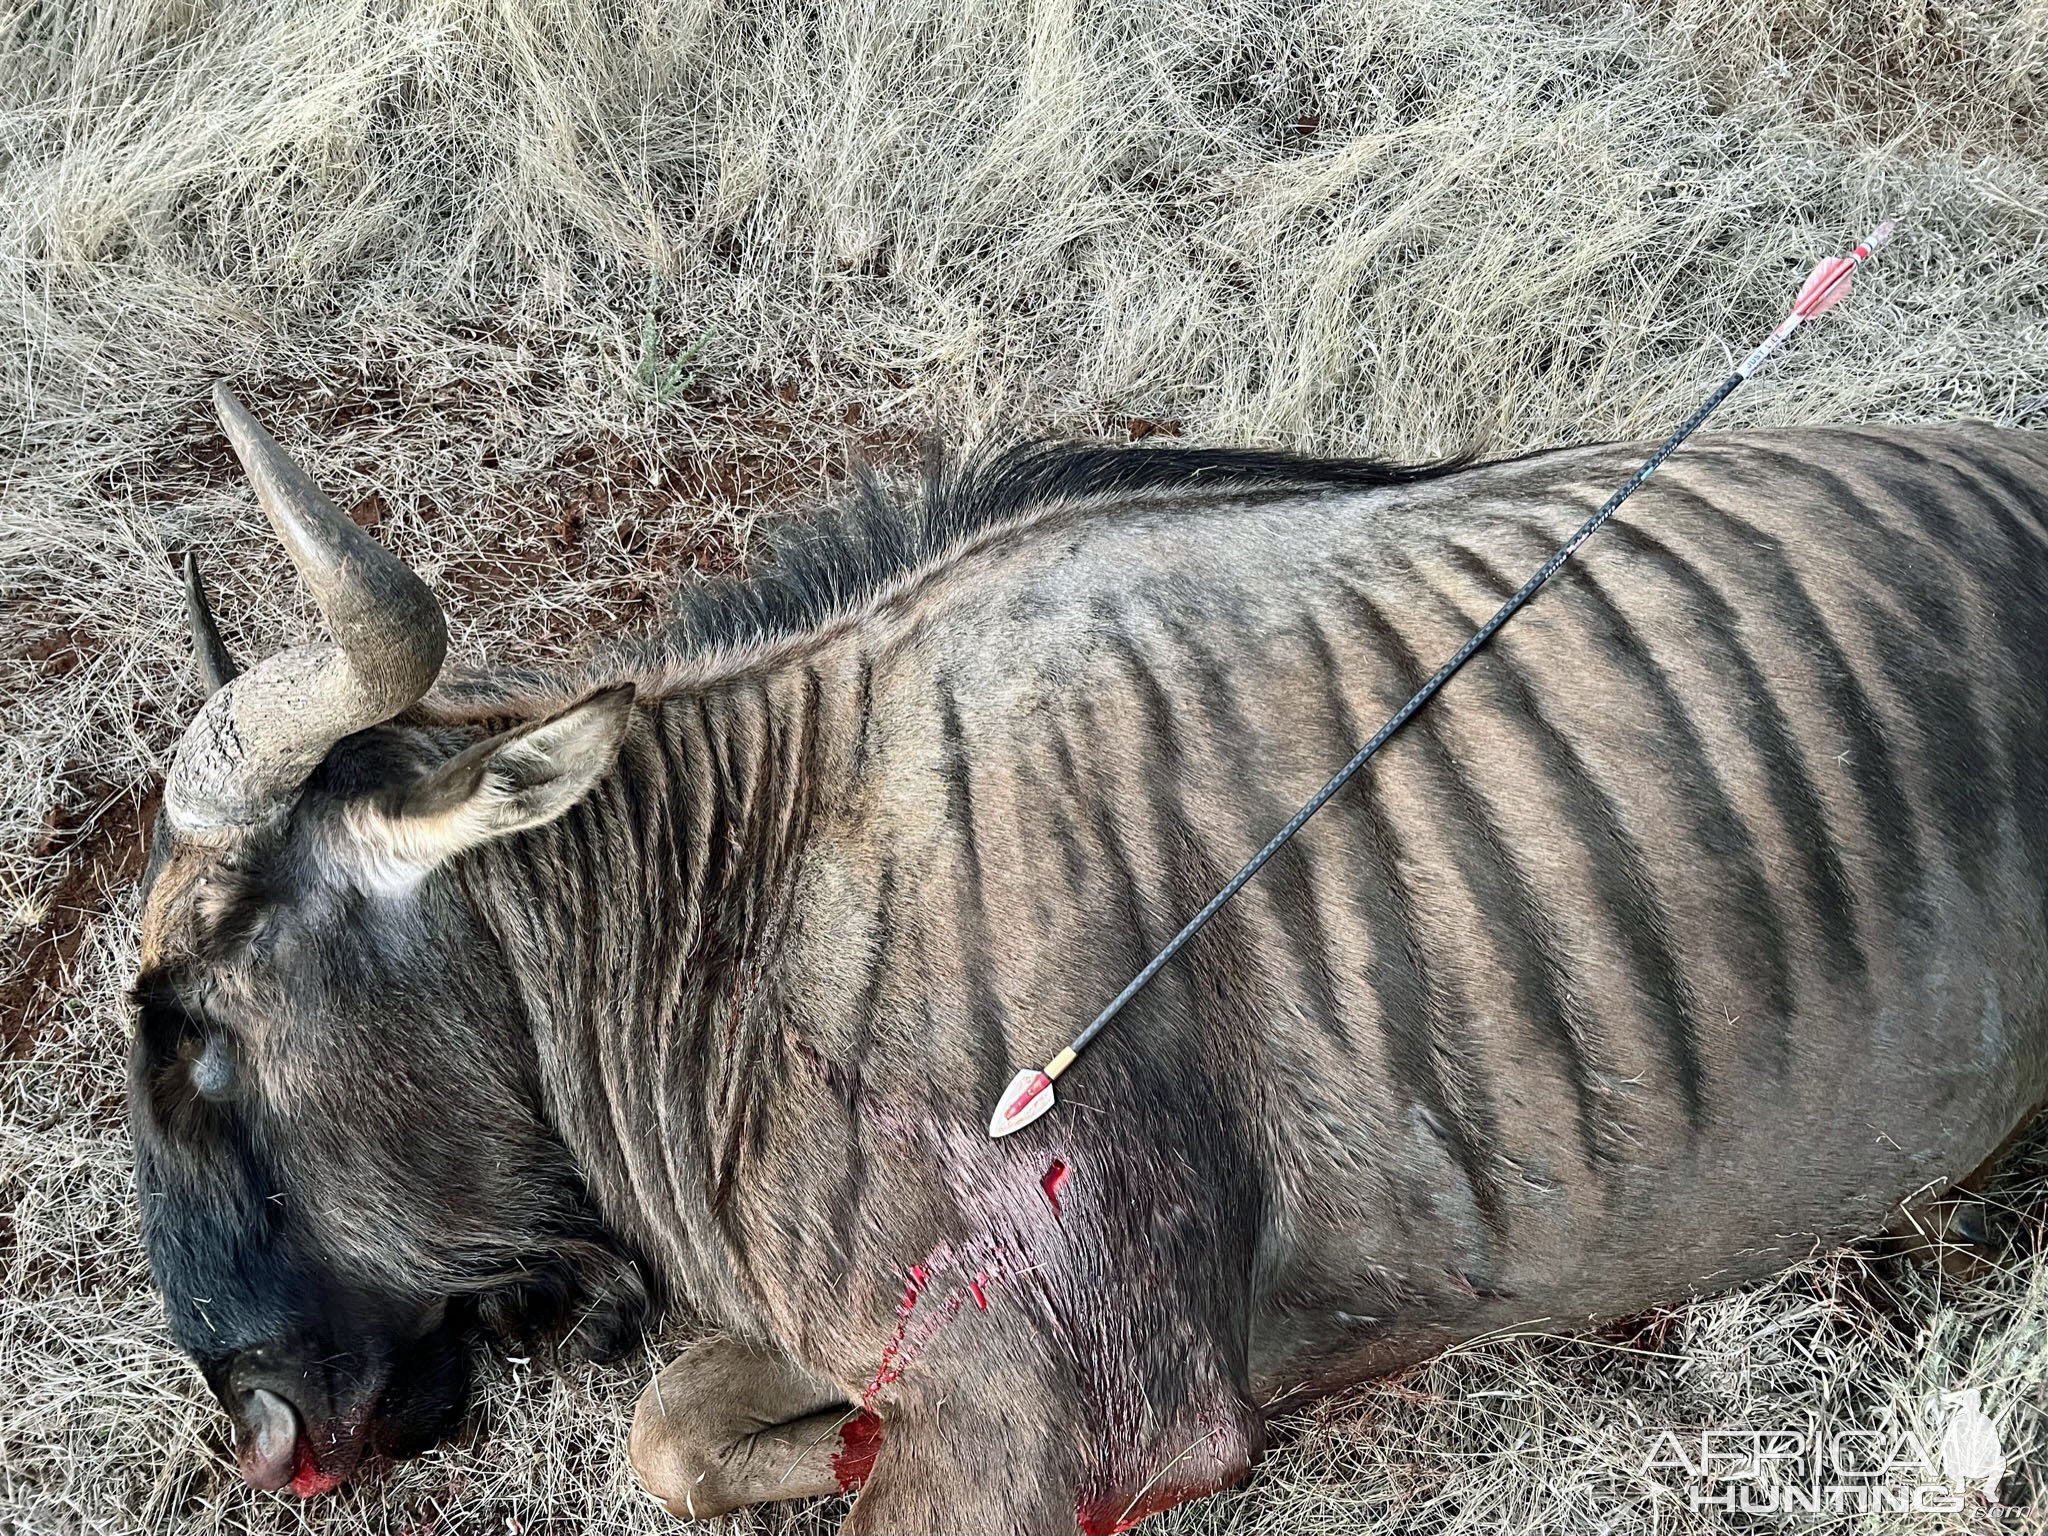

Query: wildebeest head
130,388,648,1495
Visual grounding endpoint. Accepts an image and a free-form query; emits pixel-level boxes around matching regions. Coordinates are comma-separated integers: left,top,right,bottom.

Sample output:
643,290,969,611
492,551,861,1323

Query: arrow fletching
1796,221,1892,319
1793,255,1860,320
1739,221,1894,379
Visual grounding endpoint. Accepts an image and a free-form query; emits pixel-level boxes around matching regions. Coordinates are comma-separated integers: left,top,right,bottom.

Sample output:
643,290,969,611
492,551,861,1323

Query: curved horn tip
182,551,239,698
168,386,448,831
211,385,275,469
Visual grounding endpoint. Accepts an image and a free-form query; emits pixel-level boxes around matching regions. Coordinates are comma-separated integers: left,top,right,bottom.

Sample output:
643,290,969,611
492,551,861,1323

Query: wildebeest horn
182,552,238,698
163,386,447,832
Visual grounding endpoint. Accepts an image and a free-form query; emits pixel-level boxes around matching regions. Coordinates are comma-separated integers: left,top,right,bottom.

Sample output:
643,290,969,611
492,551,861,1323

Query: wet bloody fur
1075,1480,1213,1535
1040,1158,1069,1216
287,1446,343,1499
831,1411,885,1492
839,1153,1245,1530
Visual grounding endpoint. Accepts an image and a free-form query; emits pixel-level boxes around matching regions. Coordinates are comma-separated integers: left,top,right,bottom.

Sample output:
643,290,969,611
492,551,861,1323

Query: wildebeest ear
365,686,635,872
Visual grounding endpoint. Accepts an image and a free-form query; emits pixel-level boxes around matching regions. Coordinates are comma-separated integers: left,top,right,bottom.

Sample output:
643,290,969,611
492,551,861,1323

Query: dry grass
3,0,2048,1532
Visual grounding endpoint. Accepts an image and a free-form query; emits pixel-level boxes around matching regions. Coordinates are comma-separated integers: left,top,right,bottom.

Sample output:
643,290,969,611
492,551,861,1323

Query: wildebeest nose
234,1386,300,1491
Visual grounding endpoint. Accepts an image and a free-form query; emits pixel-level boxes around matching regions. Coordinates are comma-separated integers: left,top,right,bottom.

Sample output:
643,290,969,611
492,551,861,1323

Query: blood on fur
858,1245,1011,1408
831,1410,885,1492
1041,1158,1069,1215
286,1442,342,1499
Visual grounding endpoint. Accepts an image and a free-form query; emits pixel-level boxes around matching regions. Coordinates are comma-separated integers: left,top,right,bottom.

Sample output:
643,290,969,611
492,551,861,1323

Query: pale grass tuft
3,0,2046,1532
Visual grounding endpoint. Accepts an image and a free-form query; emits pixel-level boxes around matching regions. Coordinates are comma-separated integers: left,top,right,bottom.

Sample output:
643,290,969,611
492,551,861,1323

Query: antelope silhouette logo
1939,1389,2005,1503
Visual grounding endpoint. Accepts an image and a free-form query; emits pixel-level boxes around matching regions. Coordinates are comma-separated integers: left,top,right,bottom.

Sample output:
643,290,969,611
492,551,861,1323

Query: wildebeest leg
629,1338,856,1520
835,1340,1259,1536
1883,1172,1998,1280
836,1386,1082,1536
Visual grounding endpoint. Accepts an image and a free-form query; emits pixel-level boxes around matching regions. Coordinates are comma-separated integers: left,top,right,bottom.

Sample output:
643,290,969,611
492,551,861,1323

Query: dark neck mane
662,441,1462,654
423,439,1461,725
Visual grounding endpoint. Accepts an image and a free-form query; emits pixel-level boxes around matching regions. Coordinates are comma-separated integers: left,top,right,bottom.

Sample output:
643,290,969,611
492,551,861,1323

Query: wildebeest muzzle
198,1291,474,1497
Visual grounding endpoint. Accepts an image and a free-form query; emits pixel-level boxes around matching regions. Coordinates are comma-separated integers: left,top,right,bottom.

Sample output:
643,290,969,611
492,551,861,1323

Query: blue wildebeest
131,386,2048,1531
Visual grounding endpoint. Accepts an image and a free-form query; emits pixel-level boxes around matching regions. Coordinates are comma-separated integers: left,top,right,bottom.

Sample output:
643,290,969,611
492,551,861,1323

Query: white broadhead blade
988,1068,1056,1138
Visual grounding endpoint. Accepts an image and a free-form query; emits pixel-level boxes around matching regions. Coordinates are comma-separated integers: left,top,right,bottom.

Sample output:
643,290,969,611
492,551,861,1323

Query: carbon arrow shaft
988,221,1894,1139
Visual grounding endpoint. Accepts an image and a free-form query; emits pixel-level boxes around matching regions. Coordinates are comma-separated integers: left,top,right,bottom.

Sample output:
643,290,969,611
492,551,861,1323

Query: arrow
988,1050,1072,1137
1737,220,1893,379
988,221,1896,1140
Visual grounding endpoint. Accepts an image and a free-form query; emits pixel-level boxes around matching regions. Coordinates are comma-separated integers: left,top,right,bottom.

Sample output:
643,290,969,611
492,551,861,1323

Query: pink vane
1739,221,1893,379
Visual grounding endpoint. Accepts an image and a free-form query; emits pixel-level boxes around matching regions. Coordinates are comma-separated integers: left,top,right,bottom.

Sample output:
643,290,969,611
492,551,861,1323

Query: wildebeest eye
132,978,238,1113
189,1037,235,1099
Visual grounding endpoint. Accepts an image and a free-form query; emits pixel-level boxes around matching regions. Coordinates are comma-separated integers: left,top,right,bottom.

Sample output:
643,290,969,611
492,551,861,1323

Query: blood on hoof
832,1411,885,1491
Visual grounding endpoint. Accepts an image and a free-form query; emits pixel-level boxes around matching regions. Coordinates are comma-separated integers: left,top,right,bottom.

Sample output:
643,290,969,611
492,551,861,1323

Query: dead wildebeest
130,385,2048,1531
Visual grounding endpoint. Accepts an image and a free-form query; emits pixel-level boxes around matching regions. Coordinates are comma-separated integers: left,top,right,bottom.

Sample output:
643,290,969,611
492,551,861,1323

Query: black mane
665,438,1467,654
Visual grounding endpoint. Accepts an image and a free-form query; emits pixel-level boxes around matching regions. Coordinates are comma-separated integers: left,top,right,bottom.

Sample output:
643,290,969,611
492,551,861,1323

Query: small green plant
635,278,715,403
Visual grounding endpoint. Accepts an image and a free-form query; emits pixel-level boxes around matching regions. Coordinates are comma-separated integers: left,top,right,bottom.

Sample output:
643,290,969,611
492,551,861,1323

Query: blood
1003,1069,1051,1120
1041,1158,1069,1216
285,1441,342,1499
1077,1418,1243,1533
1075,1475,1219,1534
859,1268,928,1410
858,1248,1006,1408
831,1411,885,1492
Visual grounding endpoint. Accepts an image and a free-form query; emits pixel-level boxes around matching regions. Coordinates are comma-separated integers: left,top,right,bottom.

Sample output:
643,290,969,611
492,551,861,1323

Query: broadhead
988,1068,1056,1138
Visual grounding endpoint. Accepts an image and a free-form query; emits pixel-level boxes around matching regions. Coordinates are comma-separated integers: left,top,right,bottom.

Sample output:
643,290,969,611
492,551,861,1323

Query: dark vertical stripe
1601,514,1867,987
850,654,876,784
935,678,1007,1101
1734,444,1957,549
936,680,981,876
1349,763,1506,1228
1886,438,2037,562
765,664,827,883
1200,594,1506,1220
820,856,896,1290
690,693,736,958
1656,504,1928,924
1954,451,2048,547
853,859,899,1035
1857,595,1999,892
1049,726,1160,983
1916,443,2048,932
1429,545,1711,1125
642,705,701,1230
1143,616,1355,1050
1324,571,1606,1172
1024,751,1092,897
1102,625,1352,1051
1509,520,1798,1077
1311,597,1616,1169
